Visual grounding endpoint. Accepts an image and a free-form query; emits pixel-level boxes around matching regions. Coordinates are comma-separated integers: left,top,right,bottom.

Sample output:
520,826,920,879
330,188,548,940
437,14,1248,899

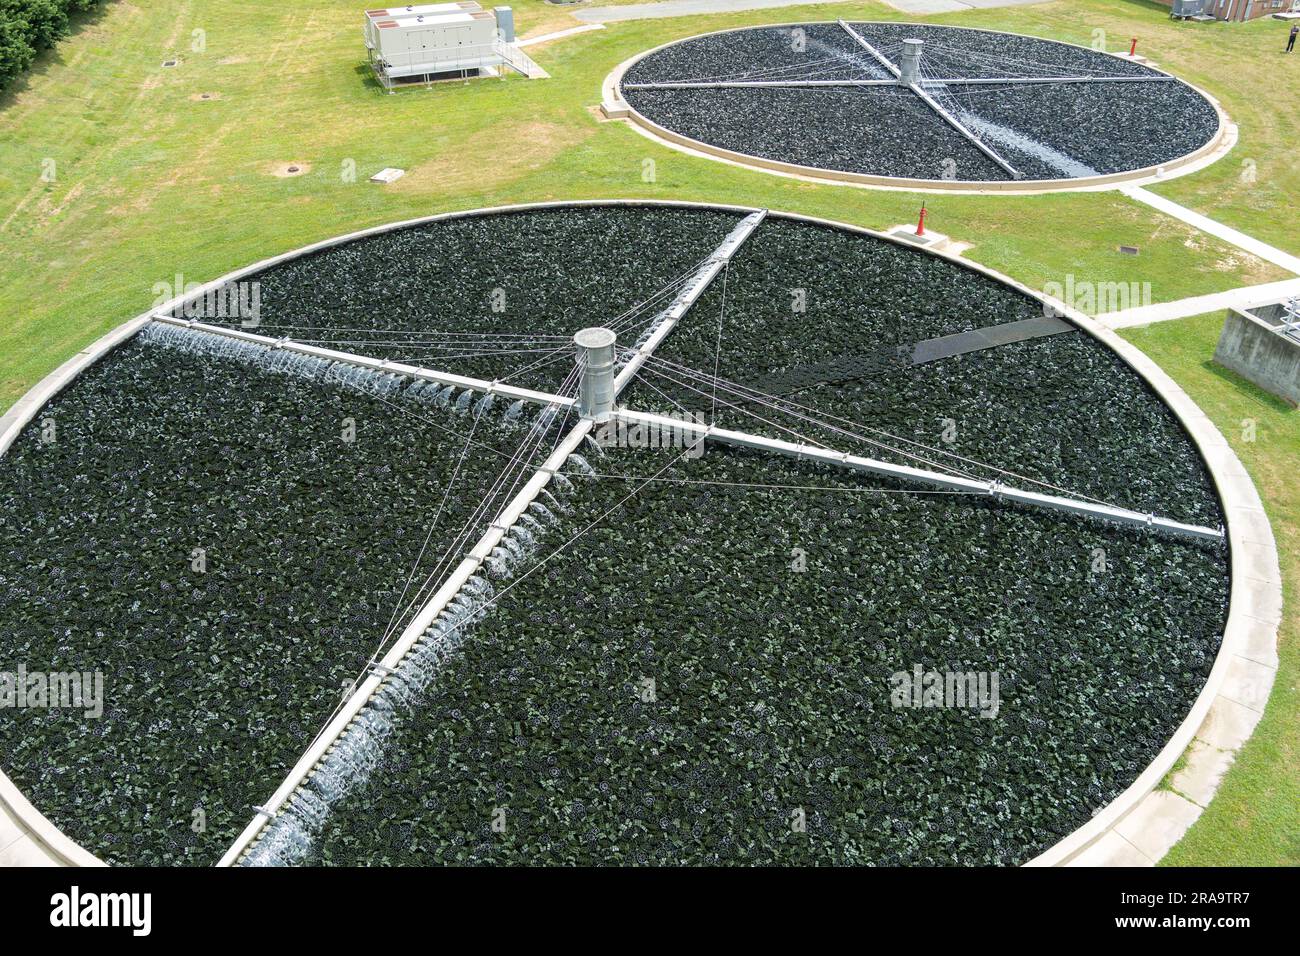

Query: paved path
882,0,1049,12
576,0,1048,23
1123,186,1300,275
1095,188,1300,328
1098,276,1300,329
576,0,854,22
518,23,604,46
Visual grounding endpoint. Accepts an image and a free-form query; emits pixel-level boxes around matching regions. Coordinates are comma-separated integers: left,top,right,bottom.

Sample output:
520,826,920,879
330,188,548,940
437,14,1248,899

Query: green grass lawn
0,0,1294,865
1,0,1293,409
1122,313,1298,867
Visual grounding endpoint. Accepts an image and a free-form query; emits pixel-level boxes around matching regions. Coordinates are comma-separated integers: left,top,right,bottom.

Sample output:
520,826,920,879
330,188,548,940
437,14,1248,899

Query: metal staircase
494,39,546,79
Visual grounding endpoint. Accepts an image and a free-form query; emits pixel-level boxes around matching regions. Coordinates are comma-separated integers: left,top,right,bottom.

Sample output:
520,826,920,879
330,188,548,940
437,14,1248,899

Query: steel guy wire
365,365,582,665
639,357,982,481
640,353,1117,506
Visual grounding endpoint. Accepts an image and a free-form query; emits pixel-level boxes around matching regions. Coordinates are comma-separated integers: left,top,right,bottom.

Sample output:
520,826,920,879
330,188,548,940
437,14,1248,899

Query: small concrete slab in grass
369,168,406,185
1107,52,1158,68
888,224,948,251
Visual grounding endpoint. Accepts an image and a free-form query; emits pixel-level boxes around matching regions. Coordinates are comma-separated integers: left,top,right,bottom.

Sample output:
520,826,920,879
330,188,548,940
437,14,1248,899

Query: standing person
1289,25,1299,54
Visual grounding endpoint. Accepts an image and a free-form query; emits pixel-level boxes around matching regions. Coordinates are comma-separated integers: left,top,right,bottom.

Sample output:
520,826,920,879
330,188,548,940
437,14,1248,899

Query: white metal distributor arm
149,314,575,409
611,407,1224,542
836,20,1022,180
612,209,767,397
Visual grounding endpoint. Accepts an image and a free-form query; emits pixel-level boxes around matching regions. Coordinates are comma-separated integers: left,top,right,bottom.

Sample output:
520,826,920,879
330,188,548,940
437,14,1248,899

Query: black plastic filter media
0,207,1229,865
621,23,1221,183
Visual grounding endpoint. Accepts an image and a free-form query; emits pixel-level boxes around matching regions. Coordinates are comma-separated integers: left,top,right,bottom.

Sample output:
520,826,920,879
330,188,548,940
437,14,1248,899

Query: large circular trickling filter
616,22,1225,186
0,203,1232,867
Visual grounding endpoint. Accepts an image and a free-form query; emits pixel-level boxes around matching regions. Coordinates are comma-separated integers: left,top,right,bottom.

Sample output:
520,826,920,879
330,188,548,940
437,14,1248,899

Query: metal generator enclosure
363,4,481,52
370,8,500,79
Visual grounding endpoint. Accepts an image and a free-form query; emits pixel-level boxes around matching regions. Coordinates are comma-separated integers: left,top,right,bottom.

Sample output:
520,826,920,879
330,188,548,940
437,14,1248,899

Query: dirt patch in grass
161,7,188,50
1181,232,1280,284
395,121,588,193
38,182,86,225
517,8,586,40
268,161,311,178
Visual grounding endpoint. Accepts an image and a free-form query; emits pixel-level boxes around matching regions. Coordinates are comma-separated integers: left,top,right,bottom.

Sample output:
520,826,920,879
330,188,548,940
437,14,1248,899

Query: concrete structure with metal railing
1214,299,1300,405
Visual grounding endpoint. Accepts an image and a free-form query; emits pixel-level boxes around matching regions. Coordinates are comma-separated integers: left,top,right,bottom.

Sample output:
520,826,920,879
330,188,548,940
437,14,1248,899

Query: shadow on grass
352,61,505,95
1200,357,1297,413
353,62,387,94
0,3,118,112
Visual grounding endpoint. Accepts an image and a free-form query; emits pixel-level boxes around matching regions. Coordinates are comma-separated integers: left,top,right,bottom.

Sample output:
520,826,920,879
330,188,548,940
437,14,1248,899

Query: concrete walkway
1094,189,1300,328
576,0,1048,23
576,0,855,22
518,23,604,46
1099,276,1300,329
1123,186,1300,275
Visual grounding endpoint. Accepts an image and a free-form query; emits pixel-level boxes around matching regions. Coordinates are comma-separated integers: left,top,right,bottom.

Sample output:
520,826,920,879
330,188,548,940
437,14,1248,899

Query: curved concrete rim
0,199,1278,868
603,21,1233,196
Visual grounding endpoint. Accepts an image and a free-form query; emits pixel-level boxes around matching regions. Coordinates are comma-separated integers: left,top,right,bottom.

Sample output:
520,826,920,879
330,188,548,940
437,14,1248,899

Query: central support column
575,326,617,422
898,38,923,85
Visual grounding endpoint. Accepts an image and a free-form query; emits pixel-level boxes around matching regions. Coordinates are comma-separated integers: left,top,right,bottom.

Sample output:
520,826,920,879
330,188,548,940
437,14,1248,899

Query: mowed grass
0,0,1292,410
1122,313,1298,867
0,0,1295,865
931,0,1300,258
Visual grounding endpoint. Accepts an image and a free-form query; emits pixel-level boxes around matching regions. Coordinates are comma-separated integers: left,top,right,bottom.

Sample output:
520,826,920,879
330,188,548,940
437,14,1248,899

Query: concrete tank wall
1213,307,1300,405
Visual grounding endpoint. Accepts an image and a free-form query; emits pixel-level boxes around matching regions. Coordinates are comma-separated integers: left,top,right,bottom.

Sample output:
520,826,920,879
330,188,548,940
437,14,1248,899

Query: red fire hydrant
1129,37,1138,57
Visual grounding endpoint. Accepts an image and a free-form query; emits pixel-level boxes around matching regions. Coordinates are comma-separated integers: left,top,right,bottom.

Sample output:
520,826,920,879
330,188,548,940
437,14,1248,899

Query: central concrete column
898,38,924,85
574,327,617,422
